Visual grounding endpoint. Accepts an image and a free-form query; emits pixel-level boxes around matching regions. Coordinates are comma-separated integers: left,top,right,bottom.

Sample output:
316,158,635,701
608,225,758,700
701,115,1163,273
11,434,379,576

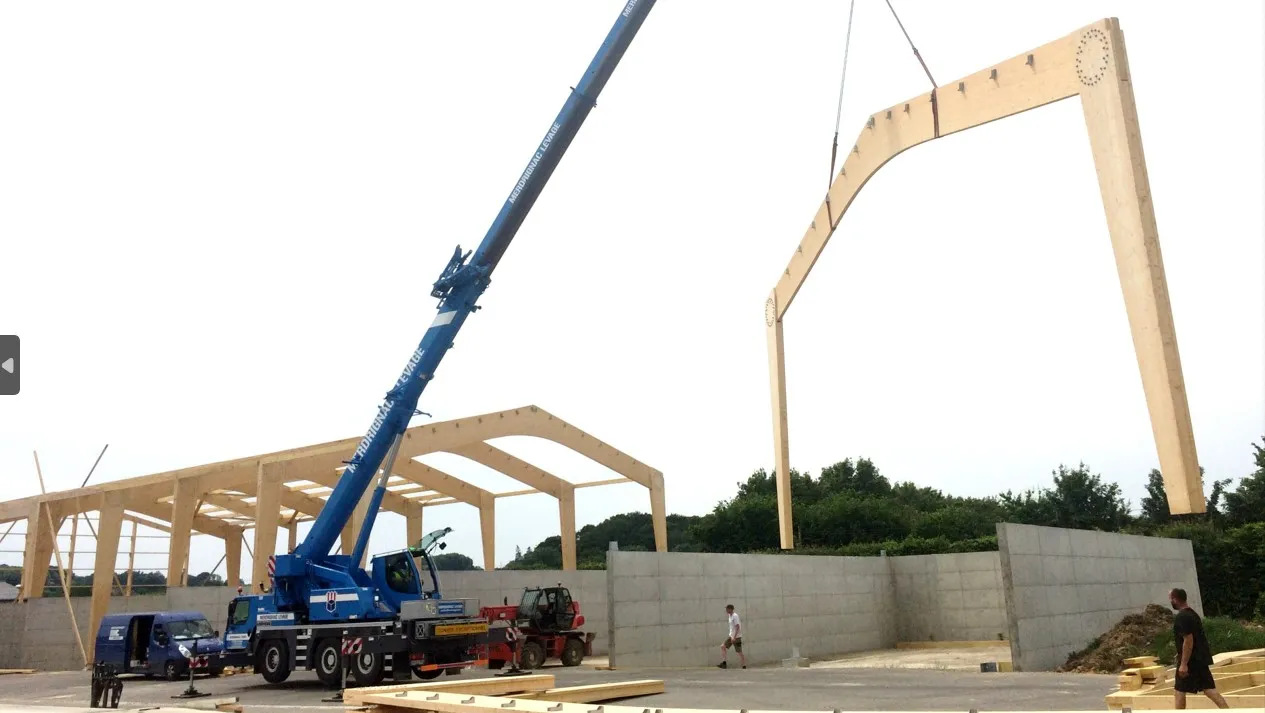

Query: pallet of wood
1106,648,1265,710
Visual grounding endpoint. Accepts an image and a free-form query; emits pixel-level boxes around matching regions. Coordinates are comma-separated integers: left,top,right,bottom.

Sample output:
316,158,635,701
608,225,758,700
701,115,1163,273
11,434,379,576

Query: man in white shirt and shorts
718,603,746,669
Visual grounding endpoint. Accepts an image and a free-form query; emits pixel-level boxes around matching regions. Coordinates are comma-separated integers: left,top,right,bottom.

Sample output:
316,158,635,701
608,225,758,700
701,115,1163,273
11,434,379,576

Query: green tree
1140,469,1170,523
432,552,479,570
1223,437,1265,526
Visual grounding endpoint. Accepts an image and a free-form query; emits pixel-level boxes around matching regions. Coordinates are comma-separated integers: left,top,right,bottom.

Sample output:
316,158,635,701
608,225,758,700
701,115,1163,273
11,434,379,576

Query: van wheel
560,638,585,667
164,659,184,681
313,639,342,688
351,651,385,687
258,640,291,684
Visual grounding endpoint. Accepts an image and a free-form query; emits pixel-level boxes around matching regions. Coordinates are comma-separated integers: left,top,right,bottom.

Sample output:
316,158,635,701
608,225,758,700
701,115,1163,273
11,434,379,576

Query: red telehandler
479,585,595,670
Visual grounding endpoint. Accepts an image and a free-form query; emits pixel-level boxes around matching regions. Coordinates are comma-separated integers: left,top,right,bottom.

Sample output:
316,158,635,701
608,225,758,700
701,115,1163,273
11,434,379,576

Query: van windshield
166,618,216,640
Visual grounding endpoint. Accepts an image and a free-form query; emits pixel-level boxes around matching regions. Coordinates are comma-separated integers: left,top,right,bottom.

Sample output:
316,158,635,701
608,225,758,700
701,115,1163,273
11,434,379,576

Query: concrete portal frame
765,18,1205,549
0,405,666,661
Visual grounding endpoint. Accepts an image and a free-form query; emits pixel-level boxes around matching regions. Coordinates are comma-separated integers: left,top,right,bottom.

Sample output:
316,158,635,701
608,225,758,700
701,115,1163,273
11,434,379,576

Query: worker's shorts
1174,663,1217,693
722,637,742,652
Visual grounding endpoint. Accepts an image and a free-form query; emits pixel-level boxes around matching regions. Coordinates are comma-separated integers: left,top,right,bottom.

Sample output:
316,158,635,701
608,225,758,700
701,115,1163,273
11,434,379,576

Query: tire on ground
313,639,342,688
518,641,546,671
560,638,584,667
258,640,291,684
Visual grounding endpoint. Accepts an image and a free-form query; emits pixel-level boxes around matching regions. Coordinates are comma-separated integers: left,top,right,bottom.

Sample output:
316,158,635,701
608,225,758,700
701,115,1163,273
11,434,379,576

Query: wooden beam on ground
343,673,556,706
515,681,666,703
358,685,665,713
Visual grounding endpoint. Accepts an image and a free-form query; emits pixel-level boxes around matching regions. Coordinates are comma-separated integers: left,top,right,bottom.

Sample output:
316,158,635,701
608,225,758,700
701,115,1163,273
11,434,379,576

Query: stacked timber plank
344,673,666,713
1106,648,1265,710
1118,655,1164,691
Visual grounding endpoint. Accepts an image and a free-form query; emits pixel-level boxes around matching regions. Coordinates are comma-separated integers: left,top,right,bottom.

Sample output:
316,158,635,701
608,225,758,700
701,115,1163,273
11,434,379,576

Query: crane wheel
258,640,292,684
518,641,546,671
313,639,343,688
351,651,385,687
560,638,585,667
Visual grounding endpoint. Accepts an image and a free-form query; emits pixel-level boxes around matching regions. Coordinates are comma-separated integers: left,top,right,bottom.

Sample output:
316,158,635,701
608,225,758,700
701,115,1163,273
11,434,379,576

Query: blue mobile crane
220,0,657,689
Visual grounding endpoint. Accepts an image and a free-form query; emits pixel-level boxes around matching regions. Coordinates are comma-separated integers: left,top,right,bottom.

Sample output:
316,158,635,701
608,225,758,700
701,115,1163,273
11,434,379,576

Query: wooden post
167,480,199,589
406,504,424,548
765,291,794,550
478,496,495,571
559,485,577,571
649,471,669,553
125,520,137,596
88,494,124,662
66,507,79,587
224,531,241,589
1078,20,1204,514
252,463,282,591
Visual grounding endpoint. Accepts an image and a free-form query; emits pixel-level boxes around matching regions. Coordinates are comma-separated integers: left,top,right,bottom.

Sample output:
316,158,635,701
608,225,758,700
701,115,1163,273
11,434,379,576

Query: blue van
95,611,226,680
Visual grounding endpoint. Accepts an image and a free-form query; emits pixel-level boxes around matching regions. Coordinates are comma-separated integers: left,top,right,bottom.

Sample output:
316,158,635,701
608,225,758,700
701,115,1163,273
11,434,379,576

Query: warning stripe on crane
267,555,275,579
341,638,363,655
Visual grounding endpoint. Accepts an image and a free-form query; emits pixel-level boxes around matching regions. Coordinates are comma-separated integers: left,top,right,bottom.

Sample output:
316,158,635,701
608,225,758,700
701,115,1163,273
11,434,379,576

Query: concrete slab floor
0,665,1116,712
813,645,1012,672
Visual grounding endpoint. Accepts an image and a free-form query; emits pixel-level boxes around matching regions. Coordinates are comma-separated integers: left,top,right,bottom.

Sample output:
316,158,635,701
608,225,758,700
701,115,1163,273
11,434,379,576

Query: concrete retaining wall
605,551,898,667
891,551,1007,643
0,523,1201,673
997,522,1201,672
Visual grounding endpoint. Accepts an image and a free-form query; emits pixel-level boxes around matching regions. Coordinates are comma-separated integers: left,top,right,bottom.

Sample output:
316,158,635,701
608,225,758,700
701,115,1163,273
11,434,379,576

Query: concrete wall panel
997,522,1200,672
606,551,898,668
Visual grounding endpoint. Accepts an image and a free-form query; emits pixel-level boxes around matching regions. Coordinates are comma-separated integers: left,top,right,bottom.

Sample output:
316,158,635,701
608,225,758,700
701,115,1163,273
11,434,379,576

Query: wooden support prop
766,17,1207,548
34,452,89,667
342,673,556,706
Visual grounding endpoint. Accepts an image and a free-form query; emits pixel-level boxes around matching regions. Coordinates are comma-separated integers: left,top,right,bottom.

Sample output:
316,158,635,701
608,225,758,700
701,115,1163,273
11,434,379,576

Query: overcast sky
1,1,1261,582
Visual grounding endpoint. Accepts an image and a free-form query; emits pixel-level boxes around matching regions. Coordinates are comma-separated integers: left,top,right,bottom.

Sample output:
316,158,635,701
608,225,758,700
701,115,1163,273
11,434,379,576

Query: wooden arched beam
766,18,1204,549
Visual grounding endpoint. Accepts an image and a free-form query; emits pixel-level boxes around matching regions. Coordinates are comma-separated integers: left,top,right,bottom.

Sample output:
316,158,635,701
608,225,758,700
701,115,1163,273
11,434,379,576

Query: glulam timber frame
766,18,1204,549
1,405,666,660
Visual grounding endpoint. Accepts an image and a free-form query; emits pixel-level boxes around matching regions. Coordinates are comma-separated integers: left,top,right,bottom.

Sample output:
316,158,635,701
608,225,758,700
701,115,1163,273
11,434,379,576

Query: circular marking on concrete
765,297,777,327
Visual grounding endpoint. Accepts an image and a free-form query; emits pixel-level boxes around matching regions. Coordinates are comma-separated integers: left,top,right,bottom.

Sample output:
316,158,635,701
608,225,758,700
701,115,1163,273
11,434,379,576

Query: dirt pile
1058,604,1174,673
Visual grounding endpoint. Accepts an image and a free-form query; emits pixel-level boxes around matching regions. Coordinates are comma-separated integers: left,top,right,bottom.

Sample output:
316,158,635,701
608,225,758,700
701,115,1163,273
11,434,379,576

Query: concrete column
559,485,577,571
252,463,282,591
649,472,668,553
287,522,298,553
406,505,424,548
225,533,241,589
88,494,124,662
478,496,496,571
167,480,200,589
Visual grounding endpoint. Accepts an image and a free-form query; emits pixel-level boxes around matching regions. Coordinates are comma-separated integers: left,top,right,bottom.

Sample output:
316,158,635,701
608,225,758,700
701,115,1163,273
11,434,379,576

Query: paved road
0,664,1116,712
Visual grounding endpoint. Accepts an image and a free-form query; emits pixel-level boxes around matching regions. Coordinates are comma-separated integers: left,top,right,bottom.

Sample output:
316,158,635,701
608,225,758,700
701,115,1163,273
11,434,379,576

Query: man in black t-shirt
1168,588,1228,709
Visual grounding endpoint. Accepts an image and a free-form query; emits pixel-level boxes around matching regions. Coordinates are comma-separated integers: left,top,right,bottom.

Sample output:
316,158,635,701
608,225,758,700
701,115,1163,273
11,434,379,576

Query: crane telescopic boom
272,0,657,609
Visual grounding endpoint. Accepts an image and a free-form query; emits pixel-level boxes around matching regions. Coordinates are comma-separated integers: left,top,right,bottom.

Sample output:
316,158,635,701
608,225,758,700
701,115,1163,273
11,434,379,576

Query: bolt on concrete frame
0,405,667,661
765,18,1207,549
